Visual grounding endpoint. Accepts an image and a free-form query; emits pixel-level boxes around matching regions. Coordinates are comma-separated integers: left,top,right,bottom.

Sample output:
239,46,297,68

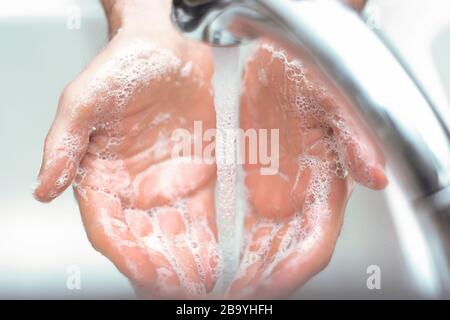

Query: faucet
171,0,450,297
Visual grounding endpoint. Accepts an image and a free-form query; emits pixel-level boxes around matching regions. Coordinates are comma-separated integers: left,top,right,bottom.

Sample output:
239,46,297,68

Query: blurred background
0,0,449,299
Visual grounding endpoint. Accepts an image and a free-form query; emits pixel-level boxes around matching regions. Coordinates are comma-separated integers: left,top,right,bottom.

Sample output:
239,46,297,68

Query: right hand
228,38,387,298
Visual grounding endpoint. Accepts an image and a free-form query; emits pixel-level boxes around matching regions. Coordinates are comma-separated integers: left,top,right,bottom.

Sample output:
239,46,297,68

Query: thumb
331,115,388,190
34,87,92,202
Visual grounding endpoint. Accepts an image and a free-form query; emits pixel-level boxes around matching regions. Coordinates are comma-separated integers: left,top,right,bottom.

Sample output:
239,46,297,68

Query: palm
228,42,386,298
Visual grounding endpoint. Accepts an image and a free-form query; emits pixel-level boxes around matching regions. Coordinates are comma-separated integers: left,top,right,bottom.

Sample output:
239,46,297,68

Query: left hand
34,0,219,299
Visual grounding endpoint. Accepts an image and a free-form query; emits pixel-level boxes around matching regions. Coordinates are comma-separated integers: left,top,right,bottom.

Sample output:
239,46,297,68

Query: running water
211,47,243,292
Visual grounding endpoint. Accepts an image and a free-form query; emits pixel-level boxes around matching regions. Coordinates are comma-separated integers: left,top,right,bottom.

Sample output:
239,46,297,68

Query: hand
34,0,219,298
227,39,387,299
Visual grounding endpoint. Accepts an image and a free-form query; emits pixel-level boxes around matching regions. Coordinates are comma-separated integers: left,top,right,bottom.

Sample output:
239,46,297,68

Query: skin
34,0,385,299
226,0,384,299
34,0,219,298
227,40,387,299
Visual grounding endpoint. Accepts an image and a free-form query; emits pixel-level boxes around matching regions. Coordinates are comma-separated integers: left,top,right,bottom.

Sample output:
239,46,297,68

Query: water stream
211,47,243,292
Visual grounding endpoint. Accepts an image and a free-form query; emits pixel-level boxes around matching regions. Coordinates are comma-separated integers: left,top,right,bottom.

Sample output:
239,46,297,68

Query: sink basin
0,0,448,299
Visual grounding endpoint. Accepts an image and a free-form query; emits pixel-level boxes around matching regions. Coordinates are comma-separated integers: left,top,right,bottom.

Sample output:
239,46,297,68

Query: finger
33,37,120,203
250,40,387,190
186,185,221,293
227,221,282,297
155,206,206,297
34,85,93,202
125,203,210,298
75,187,157,292
262,178,348,299
125,196,218,298
329,113,388,190
124,208,185,298
313,88,387,190
231,175,350,299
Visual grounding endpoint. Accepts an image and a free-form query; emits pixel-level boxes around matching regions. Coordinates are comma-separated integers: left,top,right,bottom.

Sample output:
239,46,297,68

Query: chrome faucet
171,0,450,297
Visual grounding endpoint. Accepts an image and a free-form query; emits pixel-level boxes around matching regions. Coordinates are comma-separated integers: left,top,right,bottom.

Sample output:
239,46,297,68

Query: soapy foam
263,43,378,187
68,38,356,297
78,41,182,163
232,43,356,291
65,40,225,297
124,199,220,297
91,40,181,113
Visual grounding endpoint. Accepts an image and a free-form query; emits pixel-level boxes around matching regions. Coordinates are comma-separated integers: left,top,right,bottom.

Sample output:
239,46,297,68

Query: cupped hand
227,40,387,299
34,1,219,299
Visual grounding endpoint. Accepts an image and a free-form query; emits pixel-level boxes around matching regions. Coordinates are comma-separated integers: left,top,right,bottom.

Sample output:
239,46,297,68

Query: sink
0,0,448,299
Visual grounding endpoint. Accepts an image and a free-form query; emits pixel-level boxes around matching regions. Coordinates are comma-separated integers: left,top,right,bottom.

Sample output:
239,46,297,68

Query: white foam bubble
55,168,70,188
181,61,193,78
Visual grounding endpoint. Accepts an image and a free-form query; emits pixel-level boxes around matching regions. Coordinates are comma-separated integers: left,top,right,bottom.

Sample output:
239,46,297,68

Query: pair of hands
33,0,386,299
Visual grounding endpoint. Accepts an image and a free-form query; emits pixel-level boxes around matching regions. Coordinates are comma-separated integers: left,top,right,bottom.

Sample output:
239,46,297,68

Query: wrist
103,0,172,37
